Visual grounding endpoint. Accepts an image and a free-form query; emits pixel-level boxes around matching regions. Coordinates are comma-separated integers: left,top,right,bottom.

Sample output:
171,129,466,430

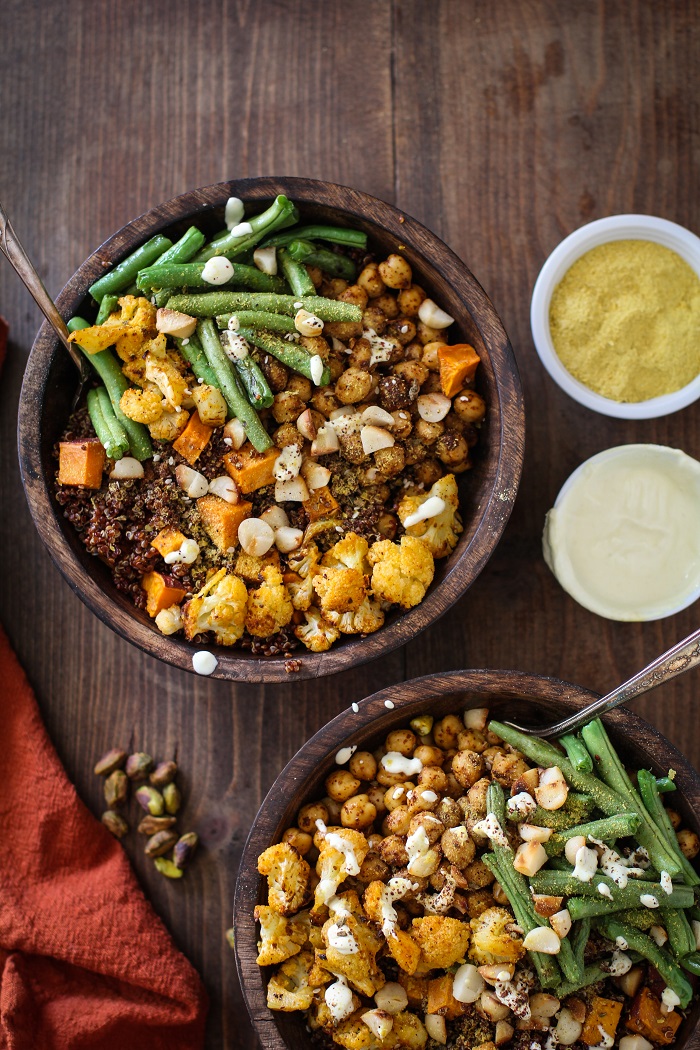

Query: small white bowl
531,214,700,419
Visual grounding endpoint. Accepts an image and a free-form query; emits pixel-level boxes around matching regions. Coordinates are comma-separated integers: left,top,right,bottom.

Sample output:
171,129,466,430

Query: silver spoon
506,626,700,738
0,200,92,404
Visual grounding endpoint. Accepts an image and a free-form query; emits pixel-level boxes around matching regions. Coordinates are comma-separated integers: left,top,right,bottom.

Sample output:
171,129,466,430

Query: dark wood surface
1,2,699,1046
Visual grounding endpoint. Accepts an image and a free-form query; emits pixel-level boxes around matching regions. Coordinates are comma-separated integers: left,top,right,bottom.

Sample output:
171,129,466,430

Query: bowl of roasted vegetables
234,670,700,1049
18,177,524,681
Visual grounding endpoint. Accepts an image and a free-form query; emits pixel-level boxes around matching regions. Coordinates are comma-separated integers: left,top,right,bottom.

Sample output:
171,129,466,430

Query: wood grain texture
1,1,700,1047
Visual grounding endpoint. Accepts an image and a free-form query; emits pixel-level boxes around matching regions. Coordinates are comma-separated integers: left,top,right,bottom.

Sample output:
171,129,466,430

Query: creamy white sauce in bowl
543,444,700,620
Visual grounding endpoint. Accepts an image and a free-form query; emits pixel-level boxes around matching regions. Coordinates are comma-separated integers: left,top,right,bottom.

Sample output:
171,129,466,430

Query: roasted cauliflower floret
266,950,315,1012
254,905,310,966
258,842,311,916
288,542,322,579
314,831,370,914
117,294,158,330
145,348,188,409
148,408,189,441
469,906,525,965
410,915,471,970
322,533,371,575
191,382,227,427
397,474,463,559
181,569,247,645
387,1011,428,1049
285,571,315,611
367,536,434,609
325,596,384,635
313,566,367,614
319,912,385,997
332,1011,381,1050
245,565,294,638
294,607,341,652
119,384,164,424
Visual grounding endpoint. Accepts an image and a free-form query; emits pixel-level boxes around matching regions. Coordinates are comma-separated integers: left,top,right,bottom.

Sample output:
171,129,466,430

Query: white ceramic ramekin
531,215,700,419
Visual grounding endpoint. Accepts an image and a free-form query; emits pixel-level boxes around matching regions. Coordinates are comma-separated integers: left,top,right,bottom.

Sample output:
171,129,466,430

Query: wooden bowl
234,669,700,1050
18,177,524,682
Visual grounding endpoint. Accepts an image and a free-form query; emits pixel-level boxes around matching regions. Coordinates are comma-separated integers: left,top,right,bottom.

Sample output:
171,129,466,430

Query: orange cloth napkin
0,627,209,1049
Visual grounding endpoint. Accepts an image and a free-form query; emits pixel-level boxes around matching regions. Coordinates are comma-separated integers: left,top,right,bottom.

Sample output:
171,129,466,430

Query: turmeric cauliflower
266,950,315,1011
258,842,311,916
145,348,188,409
320,912,385,997
181,568,247,645
245,566,294,638
397,474,463,559
191,382,227,426
367,536,434,609
286,544,322,610
148,408,189,441
294,607,341,652
119,384,165,424
254,905,310,966
410,915,471,970
322,533,371,575
324,596,384,635
313,566,367,615
314,831,370,914
469,906,525,965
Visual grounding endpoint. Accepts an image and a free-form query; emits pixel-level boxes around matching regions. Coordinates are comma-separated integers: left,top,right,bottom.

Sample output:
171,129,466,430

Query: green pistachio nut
135,785,165,816
94,748,127,776
154,856,184,879
104,769,129,809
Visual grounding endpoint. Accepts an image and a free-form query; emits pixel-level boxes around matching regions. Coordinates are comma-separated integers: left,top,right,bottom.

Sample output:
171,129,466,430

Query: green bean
232,354,274,409
559,733,594,773
611,908,658,931
655,777,677,794
152,225,206,266
278,248,316,297
196,320,271,452
238,327,330,386
531,870,694,909
544,814,641,856
174,335,220,389
216,311,297,334
95,294,119,326
554,961,611,999
681,952,700,976
505,796,596,830
594,918,693,1007
89,234,173,303
581,720,683,877
662,908,696,957
167,291,363,323
87,388,128,460
636,769,699,885
77,346,152,461
286,239,357,281
261,224,368,249
689,905,700,922
136,262,288,295
198,195,297,262
571,918,590,972
67,316,92,333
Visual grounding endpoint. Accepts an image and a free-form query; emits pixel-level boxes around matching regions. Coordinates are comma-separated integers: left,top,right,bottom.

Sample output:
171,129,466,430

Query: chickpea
415,418,444,445
305,264,323,288
325,768,362,802
378,834,409,868
491,752,530,788
394,360,429,386
384,728,417,757
300,335,330,360
666,808,682,829
464,858,495,890
378,253,413,290
282,827,312,855
433,714,464,750
272,390,304,424
310,387,340,416
457,728,488,753
435,430,470,469
374,445,405,479
418,766,448,794
377,761,413,787
677,828,700,859
338,284,369,310
382,805,412,837
366,783,387,814
390,409,413,439
452,749,486,789
323,796,344,824
492,881,509,905
321,277,349,298
436,797,463,829
397,284,426,317
441,826,476,868
335,367,374,405
367,833,383,850
363,305,388,334
324,320,364,341
453,389,486,423
404,341,423,361
465,777,490,819
417,320,444,345
421,372,444,395
272,422,303,449
340,432,370,464
358,851,389,881
341,793,377,830
413,744,444,767
407,784,440,814
349,751,377,781
414,459,444,487
464,888,496,918
259,355,289,392
377,512,398,540
445,772,463,798
371,292,398,320
387,318,417,346
384,782,413,811
357,262,386,299
297,801,329,833
286,374,312,402
348,338,372,370
408,811,445,845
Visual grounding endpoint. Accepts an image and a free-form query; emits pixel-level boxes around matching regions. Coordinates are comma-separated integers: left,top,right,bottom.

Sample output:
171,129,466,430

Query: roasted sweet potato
438,343,481,398
427,974,467,1019
223,444,279,493
626,987,682,1045
385,929,422,976
581,996,623,1047
141,572,187,617
151,527,186,557
197,494,252,551
303,485,340,523
171,411,213,465
58,439,106,489
397,970,429,1008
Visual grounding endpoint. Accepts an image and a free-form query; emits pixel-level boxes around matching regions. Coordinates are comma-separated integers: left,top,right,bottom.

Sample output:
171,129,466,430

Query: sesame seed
351,702,359,713
384,700,395,709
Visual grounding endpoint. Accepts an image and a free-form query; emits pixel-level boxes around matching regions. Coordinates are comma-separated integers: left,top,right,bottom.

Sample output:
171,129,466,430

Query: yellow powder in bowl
549,239,700,402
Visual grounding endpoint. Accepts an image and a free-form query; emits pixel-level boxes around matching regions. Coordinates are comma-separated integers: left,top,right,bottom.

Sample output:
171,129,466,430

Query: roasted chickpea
385,728,418,757
297,801,329,833
363,305,388,334
272,390,304,423
348,338,372,370
382,804,412,837
417,320,444,345
666,808,682,829
464,858,495,890
445,772,464,798
435,430,470,469
349,751,377,781
341,793,377,830
482,746,508,770
433,714,464,750
378,375,415,412
376,761,412,787
421,372,444,394
310,387,340,416
453,389,486,423
491,752,530,787
366,783,387,814
452,749,486,788
338,284,369,310
404,341,423,361
305,264,323,288
282,826,313,855
414,459,444,487
367,833,383,850
378,834,409,868
457,728,488,753
436,797,463,829
339,432,370,464
441,826,476,868
415,418,444,445
466,777,490,818
325,769,362,802
397,284,426,316
322,277,349,298
324,320,364,341
677,828,700,859
357,262,386,299
418,766,448,794
358,851,389,881
394,360,429,386
407,784,440,814
273,422,303,449
492,881,509,905
300,335,330,360
378,253,413,290
390,409,413,439
321,795,342,824
384,782,413,811
328,355,345,382
464,889,496,918
335,367,374,404
374,445,405,479
408,811,445,844
259,355,289,392
374,292,400,319
377,512,398,539
413,745,444,767
284,374,312,402
387,318,417,346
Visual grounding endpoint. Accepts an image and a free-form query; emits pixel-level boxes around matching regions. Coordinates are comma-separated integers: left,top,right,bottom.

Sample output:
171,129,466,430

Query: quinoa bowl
234,670,700,1049
18,178,524,682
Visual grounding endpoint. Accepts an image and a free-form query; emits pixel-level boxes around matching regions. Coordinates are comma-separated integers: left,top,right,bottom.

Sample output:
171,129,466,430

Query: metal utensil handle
539,626,700,738
0,200,84,371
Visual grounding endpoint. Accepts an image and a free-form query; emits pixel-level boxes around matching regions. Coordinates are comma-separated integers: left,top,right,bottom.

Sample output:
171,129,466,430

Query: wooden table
1,2,698,1046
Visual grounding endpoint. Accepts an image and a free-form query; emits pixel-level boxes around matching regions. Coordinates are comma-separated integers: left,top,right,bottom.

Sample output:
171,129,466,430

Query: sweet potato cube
581,996,623,1046
303,485,340,523
427,975,467,1019
171,411,214,465
141,572,187,618
223,444,279,493
626,987,682,1045
385,929,422,976
151,527,186,557
438,343,481,398
197,494,252,552
397,971,429,1008
58,439,106,489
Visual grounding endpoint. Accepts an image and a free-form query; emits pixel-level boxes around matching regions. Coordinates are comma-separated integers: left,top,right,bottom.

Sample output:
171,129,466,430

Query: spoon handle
536,626,700,738
0,200,85,373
